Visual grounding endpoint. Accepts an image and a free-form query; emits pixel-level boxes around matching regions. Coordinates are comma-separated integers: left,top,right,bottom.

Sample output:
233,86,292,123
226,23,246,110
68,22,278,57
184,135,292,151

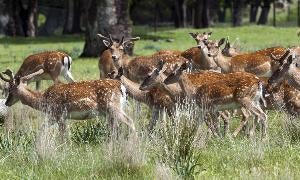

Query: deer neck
213,53,231,73
17,85,43,110
120,76,149,102
178,73,196,98
199,48,218,70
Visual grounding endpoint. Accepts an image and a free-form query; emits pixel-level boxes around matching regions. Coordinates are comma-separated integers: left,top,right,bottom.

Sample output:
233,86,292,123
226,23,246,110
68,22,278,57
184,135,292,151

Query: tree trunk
5,0,37,37
81,0,132,57
63,0,74,34
174,0,183,27
26,0,37,37
232,0,244,26
194,0,209,28
182,0,187,27
257,0,271,25
249,0,261,23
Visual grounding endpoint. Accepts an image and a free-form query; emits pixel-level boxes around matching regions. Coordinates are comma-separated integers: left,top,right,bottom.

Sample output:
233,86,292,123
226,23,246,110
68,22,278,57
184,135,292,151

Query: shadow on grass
0,35,84,45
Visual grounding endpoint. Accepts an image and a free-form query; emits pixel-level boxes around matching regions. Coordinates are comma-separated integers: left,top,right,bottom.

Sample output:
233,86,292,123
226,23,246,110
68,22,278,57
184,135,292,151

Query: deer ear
207,32,213,37
218,38,226,47
189,32,198,39
103,40,111,48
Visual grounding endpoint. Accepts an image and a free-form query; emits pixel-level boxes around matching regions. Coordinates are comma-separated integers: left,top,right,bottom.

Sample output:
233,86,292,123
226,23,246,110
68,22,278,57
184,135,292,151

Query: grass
1,25,300,179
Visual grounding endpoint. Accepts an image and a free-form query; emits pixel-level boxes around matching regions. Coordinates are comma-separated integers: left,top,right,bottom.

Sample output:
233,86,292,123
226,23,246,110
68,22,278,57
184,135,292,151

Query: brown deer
140,61,267,138
268,50,300,90
202,39,289,77
98,33,140,78
0,69,135,138
113,67,177,132
10,51,74,90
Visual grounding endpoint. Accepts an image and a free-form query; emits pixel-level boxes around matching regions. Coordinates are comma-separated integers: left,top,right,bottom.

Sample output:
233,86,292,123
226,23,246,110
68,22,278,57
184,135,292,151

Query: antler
97,33,113,44
122,36,140,46
20,69,44,83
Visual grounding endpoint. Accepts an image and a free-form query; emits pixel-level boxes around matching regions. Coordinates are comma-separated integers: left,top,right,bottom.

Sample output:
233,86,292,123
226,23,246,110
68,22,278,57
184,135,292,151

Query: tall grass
1,26,300,178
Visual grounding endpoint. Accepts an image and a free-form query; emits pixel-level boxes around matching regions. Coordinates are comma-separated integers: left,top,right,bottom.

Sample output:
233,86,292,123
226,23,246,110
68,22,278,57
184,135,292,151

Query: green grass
1,25,300,179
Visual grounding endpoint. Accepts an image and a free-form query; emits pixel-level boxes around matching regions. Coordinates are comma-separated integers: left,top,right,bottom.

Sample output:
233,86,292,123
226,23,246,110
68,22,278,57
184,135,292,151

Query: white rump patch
120,84,127,110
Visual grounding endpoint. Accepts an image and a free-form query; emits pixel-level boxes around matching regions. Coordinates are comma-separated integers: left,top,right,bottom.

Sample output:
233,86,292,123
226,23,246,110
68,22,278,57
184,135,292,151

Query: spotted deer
98,33,140,78
201,38,289,77
268,50,300,90
114,67,177,132
10,51,74,90
0,69,135,138
140,61,267,138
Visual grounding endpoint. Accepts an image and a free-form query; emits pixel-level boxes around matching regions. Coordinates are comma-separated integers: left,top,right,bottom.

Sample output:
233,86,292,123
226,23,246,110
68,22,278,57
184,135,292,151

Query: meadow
1,26,300,179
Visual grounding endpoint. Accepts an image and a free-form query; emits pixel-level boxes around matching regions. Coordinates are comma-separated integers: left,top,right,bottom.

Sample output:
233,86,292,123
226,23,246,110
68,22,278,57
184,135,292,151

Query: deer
10,51,75,90
98,33,140,78
139,61,267,138
268,50,300,90
201,38,289,77
0,69,135,139
112,67,177,133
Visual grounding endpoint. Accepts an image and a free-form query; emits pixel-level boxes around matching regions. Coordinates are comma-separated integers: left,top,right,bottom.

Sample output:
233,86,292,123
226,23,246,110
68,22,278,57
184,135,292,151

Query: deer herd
1,31,300,140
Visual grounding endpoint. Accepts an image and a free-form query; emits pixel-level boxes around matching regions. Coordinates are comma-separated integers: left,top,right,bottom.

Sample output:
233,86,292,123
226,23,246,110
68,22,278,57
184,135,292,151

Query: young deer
0,69,135,138
11,51,74,90
140,61,267,138
202,39,289,77
98,33,140,78
268,51,300,90
113,67,176,132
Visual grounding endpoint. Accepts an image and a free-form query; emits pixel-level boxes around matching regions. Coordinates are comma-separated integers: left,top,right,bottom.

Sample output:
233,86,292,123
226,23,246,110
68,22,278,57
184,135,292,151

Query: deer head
268,52,300,88
164,61,192,85
0,69,44,106
139,60,168,91
205,38,226,58
97,33,140,69
189,32,212,45
221,37,240,57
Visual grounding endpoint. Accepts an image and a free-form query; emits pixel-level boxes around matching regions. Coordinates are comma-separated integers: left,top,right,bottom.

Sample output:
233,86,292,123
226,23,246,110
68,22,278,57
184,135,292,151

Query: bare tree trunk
81,0,132,57
26,0,37,37
63,0,74,34
257,0,271,25
194,0,209,28
232,0,244,26
174,0,183,27
250,0,261,23
5,0,37,37
182,0,187,27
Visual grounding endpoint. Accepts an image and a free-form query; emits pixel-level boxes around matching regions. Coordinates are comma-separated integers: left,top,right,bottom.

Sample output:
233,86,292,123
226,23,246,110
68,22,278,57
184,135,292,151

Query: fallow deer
202,39,289,77
140,61,267,138
113,67,177,132
11,51,74,90
268,50,300,90
0,69,135,138
98,33,140,78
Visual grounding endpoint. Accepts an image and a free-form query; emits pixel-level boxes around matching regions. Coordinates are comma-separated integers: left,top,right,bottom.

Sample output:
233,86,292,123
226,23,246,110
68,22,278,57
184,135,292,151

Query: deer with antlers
10,51,75,90
0,69,135,138
139,61,267,138
98,33,140,78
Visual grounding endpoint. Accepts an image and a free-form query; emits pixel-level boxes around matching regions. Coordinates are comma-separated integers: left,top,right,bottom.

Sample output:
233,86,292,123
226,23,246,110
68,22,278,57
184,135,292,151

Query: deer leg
210,113,222,137
232,108,250,137
219,111,231,137
108,104,136,132
148,107,160,134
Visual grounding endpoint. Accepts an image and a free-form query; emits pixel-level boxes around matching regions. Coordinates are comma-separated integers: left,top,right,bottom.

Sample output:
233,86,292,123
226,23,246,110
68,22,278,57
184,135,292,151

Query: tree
63,0,83,34
232,0,245,26
5,0,38,37
81,0,132,57
257,0,271,25
249,0,261,23
194,0,209,28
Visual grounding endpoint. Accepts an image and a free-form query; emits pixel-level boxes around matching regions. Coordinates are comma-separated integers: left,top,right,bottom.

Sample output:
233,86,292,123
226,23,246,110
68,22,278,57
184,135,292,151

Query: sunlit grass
0,25,300,179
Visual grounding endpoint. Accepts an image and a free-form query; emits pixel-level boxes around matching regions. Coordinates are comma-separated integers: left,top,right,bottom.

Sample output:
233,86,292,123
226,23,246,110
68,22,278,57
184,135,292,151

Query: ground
0,26,300,179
